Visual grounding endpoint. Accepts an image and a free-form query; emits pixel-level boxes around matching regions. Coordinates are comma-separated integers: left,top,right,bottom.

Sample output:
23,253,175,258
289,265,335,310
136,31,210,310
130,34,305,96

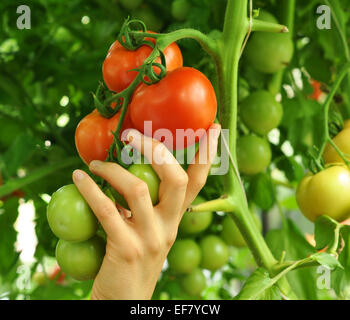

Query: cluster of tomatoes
166,196,261,297
76,31,217,162
297,120,350,223
47,30,217,281
237,11,293,176
47,184,105,281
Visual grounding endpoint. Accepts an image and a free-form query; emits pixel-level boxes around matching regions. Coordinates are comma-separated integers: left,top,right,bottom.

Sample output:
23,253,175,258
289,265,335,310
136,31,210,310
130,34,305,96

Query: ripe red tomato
129,67,217,149
49,265,66,285
75,109,132,165
103,32,183,93
309,80,323,101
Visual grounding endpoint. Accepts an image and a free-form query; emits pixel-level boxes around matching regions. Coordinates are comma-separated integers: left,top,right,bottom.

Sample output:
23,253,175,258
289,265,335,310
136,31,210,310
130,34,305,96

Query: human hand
72,124,221,300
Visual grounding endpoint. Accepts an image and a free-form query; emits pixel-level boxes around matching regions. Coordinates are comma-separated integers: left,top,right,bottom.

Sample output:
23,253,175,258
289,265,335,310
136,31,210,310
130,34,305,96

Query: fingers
183,124,221,212
72,169,125,240
89,160,154,229
126,129,188,217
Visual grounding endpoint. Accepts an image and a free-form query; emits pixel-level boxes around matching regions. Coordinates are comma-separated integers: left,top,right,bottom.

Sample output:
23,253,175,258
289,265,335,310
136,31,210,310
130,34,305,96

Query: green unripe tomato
179,196,213,235
221,213,262,248
237,135,272,175
180,268,206,296
245,11,294,74
245,33,294,74
257,10,278,23
167,239,201,274
129,163,160,204
171,0,191,21
296,164,350,222
238,78,250,103
240,90,283,135
47,184,98,242
56,236,105,281
199,235,229,271
112,162,160,209
119,0,143,11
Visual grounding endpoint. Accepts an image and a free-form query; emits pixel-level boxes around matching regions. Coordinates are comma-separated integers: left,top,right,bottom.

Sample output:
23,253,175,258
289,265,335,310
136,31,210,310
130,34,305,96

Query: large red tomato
129,67,217,150
103,32,183,93
75,109,132,165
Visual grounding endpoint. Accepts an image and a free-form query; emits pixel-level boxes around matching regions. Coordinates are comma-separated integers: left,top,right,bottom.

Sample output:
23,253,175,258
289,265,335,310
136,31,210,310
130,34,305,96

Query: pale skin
72,124,221,300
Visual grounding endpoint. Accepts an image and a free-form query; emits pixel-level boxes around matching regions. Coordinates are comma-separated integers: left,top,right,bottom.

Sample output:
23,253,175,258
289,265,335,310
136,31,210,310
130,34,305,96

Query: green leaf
276,156,304,182
265,219,319,300
2,132,39,177
314,215,339,251
235,268,281,300
332,227,350,298
248,173,276,210
34,198,57,258
339,226,350,268
312,252,342,270
281,95,324,152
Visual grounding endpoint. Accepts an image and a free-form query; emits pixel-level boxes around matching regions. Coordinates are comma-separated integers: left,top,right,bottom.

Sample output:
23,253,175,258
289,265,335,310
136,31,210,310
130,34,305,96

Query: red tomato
75,109,132,165
49,265,66,285
309,80,322,101
129,67,217,150
103,32,183,93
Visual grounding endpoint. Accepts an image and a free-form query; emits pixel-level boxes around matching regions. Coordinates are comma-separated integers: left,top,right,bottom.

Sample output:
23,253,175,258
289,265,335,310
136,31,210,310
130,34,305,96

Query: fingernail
90,160,103,170
73,170,85,181
126,129,142,144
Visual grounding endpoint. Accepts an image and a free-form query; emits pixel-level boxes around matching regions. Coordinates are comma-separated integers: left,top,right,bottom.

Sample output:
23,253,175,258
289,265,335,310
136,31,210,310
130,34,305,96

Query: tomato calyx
93,20,172,165
117,17,156,51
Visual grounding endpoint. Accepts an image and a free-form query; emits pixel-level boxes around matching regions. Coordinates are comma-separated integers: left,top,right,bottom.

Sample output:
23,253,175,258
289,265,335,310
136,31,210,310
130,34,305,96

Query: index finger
182,123,221,212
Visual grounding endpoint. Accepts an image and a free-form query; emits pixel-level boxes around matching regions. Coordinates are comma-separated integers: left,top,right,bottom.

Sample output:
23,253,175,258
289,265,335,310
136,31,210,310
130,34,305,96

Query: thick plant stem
215,0,297,299
216,0,277,270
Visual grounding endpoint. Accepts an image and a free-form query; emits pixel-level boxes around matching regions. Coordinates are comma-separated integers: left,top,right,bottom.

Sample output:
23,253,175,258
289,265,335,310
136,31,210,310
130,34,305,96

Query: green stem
188,196,235,213
215,0,297,299
329,225,341,255
327,138,350,167
272,259,319,275
158,29,219,61
268,0,295,95
252,19,289,33
218,0,278,269
317,62,350,161
0,157,80,198
324,0,350,118
131,29,219,62
279,0,296,35
324,0,350,60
